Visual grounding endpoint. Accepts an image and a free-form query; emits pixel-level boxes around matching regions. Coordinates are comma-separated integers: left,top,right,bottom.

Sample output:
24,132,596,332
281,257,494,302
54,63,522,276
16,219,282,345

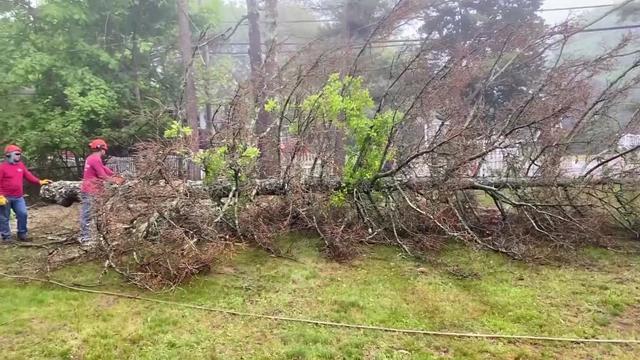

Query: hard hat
4,145,22,155
89,139,108,151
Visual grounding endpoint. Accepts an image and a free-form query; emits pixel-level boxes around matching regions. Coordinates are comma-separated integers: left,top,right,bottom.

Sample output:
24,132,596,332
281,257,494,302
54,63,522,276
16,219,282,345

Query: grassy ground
1,207,640,359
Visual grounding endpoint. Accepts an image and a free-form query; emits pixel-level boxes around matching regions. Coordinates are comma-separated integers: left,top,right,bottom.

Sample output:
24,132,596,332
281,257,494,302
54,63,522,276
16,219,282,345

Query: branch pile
37,0,640,288
88,142,235,290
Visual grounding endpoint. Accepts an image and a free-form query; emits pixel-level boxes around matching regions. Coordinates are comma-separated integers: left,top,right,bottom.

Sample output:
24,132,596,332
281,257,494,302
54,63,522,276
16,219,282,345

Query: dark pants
0,196,28,240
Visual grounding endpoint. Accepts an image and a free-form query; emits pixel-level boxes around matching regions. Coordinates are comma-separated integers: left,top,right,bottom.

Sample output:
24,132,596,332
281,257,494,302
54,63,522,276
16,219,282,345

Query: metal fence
106,156,205,180
469,151,639,179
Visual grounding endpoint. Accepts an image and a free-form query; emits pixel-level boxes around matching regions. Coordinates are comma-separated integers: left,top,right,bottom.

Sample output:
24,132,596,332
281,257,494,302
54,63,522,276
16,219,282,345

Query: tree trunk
331,0,353,176
247,0,279,177
132,31,143,110
177,0,200,152
41,177,629,207
246,0,262,105
198,0,213,130
257,0,280,177
203,47,213,130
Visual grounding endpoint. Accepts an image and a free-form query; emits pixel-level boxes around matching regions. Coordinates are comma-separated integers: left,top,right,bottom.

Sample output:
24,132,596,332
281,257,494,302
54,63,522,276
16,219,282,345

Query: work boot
17,234,30,242
79,236,96,246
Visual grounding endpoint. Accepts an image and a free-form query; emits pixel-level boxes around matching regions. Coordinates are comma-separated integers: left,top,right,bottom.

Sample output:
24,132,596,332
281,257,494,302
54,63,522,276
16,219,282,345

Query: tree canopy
0,0,186,162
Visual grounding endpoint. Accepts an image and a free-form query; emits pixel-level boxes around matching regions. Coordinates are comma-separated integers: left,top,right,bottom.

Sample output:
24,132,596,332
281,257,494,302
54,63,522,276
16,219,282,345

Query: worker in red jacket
79,139,122,244
0,145,52,243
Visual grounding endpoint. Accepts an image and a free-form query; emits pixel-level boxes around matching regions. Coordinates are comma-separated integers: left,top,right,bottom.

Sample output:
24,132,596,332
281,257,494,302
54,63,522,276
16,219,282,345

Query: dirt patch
96,295,119,309
0,204,85,275
28,204,80,240
611,304,640,333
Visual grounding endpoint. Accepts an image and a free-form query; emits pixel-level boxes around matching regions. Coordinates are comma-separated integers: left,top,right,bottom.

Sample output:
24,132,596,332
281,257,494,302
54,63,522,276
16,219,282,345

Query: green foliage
343,110,398,185
240,146,260,165
329,189,347,208
0,0,191,162
194,146,228,180
163,121,193,139
302,73,400,187
264,98,279,113
191,0,222,26
195,145,260,184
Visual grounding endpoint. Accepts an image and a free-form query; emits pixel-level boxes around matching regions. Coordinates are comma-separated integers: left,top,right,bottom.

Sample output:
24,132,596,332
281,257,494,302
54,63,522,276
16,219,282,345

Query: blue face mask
7,152,21,164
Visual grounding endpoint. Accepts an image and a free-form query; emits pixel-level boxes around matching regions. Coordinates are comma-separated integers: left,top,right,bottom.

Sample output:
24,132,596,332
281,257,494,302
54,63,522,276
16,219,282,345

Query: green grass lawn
1,235,640,359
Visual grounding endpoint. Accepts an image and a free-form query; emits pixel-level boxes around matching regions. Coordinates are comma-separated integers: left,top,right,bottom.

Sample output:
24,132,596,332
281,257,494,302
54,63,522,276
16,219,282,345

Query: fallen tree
40,176,640,206
36,0,640,290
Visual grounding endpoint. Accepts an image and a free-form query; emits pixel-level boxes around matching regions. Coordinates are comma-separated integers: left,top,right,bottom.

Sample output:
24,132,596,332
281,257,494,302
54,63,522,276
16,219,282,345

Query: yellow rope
2,272,639,345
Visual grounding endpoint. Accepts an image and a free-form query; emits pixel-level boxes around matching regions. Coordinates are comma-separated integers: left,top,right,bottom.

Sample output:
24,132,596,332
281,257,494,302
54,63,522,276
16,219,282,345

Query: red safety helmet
4,145,22,155
89,139,108,151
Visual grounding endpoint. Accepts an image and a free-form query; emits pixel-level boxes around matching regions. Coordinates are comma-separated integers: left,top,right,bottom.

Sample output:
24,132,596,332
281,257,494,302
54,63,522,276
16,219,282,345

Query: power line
2,3,637,58
3,3,631,33
215,3,625,25
223,39,425,46
218,19,333,26
216,22,640,50
3,21,639,57
539,4,616,12
581,23,640,32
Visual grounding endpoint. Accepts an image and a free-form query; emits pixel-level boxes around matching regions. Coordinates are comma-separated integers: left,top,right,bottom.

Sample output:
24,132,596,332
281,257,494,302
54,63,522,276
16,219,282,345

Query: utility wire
539,4,617,12
210,23,640,56
2,19,639,59
581,23,640,32
1,3,638,57
215,3,627,25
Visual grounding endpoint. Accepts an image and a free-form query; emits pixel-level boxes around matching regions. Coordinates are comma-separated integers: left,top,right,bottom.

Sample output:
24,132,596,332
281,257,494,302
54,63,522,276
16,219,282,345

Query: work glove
111,176,125,185
39,179,52,186
0,196,6,206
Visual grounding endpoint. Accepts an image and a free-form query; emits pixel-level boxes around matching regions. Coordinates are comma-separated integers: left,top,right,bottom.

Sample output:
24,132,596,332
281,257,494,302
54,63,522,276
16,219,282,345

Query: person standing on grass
79,139,122,244
0,145,52,243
